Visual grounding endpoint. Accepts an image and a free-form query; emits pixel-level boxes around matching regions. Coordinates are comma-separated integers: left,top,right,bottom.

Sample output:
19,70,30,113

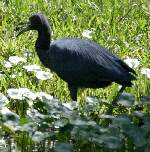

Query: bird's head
17,13,50,36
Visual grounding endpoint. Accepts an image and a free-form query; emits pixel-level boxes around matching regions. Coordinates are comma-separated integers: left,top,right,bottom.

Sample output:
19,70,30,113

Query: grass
1,0,149,101
0,0,150,151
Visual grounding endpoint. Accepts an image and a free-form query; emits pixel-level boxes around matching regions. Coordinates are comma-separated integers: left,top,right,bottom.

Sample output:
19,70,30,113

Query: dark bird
17,13,136,103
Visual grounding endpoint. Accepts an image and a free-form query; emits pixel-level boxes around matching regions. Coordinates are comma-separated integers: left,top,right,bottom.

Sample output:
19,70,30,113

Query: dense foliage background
0,0,150,151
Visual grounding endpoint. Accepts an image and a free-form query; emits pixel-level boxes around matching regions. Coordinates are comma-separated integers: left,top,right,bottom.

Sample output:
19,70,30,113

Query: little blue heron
17,13,136,103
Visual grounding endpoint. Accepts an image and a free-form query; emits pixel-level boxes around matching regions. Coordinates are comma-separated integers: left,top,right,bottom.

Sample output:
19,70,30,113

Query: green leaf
93,134,122,149
32,131,47,142
112,116,131,127
100,114,115,119
118,93,135,107
86,96,110,106
131,111,144,118
20,122,37,134
0,93,9,107
143,116,150,125
84,102,99,112
141,124,150,135
128,128,146,147
1,107,20,131
19,117,31,125
140,95,150,105
70,117,96,126
54,118,68,128
55,143,73,152
86,96,100,103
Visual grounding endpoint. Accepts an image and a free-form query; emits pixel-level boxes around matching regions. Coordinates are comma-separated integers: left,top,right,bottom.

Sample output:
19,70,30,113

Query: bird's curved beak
16,21,31,37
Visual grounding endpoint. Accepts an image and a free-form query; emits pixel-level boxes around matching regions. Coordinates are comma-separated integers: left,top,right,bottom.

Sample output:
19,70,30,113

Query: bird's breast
36,48,51,68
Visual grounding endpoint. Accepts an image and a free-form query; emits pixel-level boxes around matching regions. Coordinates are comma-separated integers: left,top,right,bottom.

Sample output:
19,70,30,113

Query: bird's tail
121,72,136,87
115,59,137,87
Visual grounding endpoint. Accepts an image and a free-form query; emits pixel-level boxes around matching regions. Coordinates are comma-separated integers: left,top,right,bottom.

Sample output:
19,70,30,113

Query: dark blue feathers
44,38,136,87
18,13,136,101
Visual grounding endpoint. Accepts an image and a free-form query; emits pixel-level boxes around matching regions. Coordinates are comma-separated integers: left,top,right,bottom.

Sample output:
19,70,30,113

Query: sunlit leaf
82,29,93,39
124,58,140,68
20,122,37,135
32,131,47,142
36,92,53,100
86,96,110,106
0,72,5,79
141,68,150,78
35,70,53,80
0,93,9,108
1,107,19,122
2,60,12,68
7,88,36,100
70,117,96,126
123,41,129,48
27,108,46,120
0,138,6,150
86,96,100,103
8,56,26,65
1,107,19,131
23,64,41,72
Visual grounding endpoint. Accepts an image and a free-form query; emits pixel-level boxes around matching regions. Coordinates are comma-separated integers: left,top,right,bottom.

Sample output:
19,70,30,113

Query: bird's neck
36,28,51,50
35,29,51,67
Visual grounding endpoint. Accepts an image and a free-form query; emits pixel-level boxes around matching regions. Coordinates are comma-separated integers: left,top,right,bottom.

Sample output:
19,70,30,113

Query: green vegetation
0,0,150,151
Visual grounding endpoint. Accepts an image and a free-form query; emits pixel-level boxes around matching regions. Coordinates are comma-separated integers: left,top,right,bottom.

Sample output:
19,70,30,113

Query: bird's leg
102,86,126,126
112,86,126,106
68,85,77,101
106,86,126,115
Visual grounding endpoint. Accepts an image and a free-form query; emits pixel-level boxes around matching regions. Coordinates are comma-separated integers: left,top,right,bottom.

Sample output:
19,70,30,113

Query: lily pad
118,93,135,107
131,111,144,118
54,118,68,128
128,128,146,147
55,143,73,152
112,116,131,127
140,95,150,105
1,107,20,130
1,107,19,122
70,117,96,126
99,134,122,149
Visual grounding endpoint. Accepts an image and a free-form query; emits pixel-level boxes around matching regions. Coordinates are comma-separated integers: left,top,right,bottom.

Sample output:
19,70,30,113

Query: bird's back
46,38,136,88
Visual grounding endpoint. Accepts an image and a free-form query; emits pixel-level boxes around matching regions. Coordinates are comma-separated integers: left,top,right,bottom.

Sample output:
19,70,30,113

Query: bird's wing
49,38,136,87
49,39,118,84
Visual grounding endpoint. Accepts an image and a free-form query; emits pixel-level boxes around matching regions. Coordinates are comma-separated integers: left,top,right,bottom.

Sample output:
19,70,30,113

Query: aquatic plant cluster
0,0,150,151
